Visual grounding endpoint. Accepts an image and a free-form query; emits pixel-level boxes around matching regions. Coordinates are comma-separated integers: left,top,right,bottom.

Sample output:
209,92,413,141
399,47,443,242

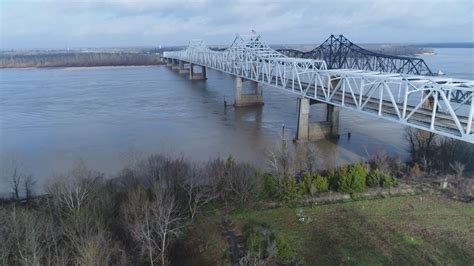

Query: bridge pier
234,76,264,107
295,98,339,141
189,63,207,80
178,61,189,74
165,58,173,67
171,59,180,70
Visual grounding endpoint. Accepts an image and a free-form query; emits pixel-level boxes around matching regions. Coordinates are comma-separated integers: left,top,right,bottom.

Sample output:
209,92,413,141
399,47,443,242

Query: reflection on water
1,48,472,193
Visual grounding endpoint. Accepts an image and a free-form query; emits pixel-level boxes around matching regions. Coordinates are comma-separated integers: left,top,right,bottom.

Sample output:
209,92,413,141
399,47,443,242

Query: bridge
277,34,433,76
162,34,474,144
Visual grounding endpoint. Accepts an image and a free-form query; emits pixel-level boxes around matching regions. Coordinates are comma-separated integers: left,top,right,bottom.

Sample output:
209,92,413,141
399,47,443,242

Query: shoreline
0,63,165,70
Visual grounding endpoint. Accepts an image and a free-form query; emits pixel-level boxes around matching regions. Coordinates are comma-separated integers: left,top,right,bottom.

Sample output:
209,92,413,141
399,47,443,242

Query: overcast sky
1,0,473,49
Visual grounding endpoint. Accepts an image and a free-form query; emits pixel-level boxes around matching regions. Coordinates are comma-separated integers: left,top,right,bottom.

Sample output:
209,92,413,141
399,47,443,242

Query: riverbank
1,148,473,265
0,52,164,68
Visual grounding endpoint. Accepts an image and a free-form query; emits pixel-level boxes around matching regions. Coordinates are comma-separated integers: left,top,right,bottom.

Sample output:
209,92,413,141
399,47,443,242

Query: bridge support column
178,61,189,74
171,59,180,70
233,76,264,107
189,63,207,80
166,58,173,67
295,98,339,141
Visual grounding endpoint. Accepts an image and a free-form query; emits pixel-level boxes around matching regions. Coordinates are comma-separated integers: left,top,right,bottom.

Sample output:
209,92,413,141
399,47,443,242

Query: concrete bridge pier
189,63,207,80
178,61,189,74
171,59,180,70
165,58,173,67
295,98,339,141
233,76,264,107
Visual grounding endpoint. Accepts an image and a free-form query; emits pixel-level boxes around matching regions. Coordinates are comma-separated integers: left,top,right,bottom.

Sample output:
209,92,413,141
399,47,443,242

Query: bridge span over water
163,34,474,144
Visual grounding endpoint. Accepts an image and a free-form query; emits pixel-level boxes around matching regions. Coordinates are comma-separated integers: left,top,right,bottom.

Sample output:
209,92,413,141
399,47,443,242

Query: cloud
1,0,473,49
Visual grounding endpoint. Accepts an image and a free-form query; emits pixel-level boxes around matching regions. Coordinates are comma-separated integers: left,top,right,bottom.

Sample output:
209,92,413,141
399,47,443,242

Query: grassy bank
184,194,474,265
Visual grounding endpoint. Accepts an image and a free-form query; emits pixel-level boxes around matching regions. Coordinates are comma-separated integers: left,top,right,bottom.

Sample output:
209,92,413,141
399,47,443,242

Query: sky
1,0,473,49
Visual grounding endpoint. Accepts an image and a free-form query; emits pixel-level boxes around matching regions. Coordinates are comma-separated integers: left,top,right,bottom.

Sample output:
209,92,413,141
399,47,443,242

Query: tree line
0,52,164,68
0,131,473,265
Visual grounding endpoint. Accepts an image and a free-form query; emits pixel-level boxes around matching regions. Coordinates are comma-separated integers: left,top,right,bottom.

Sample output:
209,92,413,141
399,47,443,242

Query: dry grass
226,194,474,265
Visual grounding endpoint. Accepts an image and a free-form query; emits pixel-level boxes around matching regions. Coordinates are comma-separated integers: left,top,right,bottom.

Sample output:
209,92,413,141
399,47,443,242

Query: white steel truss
163,34,474,143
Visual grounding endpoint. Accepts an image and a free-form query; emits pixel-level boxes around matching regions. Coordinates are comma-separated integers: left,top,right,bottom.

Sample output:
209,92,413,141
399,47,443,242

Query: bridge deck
162,34,474,143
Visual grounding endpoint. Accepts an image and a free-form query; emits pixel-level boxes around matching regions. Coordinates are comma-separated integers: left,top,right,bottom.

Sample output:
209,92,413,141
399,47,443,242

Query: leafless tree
449,161,465,178
8,207,48,265
228,163,258,207
46,161,103,213
23,174,36,203
266,139,293,177
405,127,437,163
0,208,13,265
293,144,319,173
151,186,185,266
180,165,215,220
122,185,185,266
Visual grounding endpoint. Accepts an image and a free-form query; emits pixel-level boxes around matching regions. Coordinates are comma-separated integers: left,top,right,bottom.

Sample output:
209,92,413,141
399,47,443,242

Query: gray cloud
1,0,473,49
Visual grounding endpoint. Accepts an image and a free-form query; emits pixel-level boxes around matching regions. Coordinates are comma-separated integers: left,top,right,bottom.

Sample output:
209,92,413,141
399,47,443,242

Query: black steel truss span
277,34,433,76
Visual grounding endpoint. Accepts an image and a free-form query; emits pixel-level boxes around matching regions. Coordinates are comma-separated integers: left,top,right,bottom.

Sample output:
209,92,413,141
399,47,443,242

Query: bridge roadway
163,34,474,144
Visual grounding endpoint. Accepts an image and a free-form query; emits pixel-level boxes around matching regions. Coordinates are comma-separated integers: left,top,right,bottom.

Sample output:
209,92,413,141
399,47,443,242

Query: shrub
381,175,399,187
278,176,301,202
243,223,276,259
299,173,329,195
259,173,280,200
327,170,339,191
275,234,295,263
366,170,384,187
313,175,329,192
337,163,367,194
299,173,314,195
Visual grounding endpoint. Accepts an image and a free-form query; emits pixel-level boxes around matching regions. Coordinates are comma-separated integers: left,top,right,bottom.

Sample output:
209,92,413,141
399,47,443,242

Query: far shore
0,64,165,70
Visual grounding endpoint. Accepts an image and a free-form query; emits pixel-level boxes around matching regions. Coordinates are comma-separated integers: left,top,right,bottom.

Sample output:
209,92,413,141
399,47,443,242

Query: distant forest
361,45,434,56
0,52,164,68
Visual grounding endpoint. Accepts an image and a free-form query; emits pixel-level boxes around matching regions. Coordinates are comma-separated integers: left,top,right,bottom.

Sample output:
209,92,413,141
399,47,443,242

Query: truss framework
278,35,433,75
163,34,474,143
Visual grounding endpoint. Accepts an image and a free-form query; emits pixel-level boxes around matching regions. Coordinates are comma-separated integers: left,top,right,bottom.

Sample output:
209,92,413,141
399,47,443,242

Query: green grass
228,195,474,265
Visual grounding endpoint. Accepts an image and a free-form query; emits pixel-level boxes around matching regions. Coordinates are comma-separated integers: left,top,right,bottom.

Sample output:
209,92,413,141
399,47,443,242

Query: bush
313,175,329,192
299,173,329,195
327,170,339,191
337,164,367,194
381,175,399,187
366,170,383,187
299,173,314,195
278,176,301,202
275,234,295,263
243,222,276,259
259,173,279,200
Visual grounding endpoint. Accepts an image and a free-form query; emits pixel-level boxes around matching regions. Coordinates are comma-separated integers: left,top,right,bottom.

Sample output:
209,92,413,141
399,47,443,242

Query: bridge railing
163,35,474,143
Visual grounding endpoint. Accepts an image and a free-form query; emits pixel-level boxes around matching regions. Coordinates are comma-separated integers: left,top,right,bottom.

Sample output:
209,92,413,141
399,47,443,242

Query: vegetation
1,136,473,265
405,127,474,173
0,52,163,68
227,195,474,265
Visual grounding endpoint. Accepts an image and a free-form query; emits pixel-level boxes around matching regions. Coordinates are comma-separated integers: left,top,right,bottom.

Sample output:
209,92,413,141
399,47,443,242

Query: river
0,48,472,194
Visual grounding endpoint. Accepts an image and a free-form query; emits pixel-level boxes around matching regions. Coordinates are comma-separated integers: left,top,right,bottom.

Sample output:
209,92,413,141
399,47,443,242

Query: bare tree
151,186,185,266
180,165,215,220
46,161,103,213
0,208,13,265
266,140,293,177
23,174,36,203
405,127,437,163
449,161,465,178
228,163,258,207
122,185,185,266
8,207,48,265
122,187,156,265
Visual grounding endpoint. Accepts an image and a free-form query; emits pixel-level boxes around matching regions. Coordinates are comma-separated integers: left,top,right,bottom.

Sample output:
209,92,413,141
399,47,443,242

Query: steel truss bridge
163,34,474,144
277,34,433,76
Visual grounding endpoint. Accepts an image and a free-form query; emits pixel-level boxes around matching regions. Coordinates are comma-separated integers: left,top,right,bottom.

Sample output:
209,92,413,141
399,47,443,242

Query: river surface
0,48,472,194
